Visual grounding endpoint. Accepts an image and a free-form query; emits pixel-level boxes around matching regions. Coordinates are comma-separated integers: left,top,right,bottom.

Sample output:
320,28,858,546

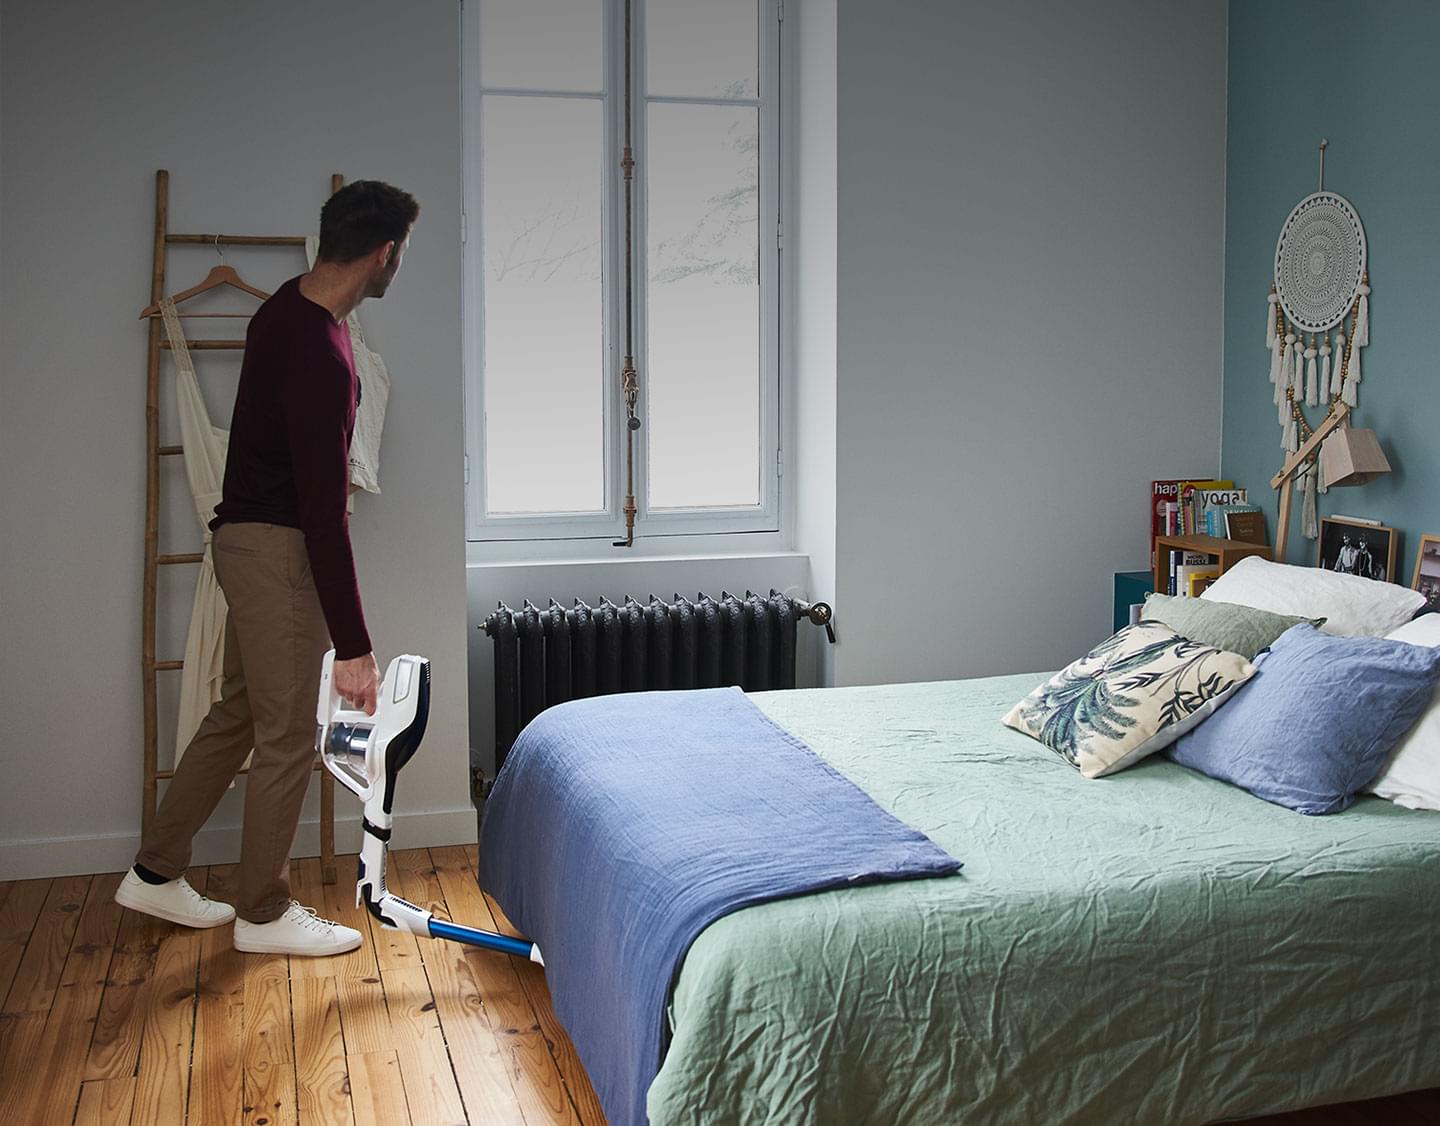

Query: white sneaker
114,869,236,928
233,901,363,956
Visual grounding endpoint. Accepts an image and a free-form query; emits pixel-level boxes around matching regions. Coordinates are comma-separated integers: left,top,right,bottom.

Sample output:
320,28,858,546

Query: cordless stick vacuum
316,649,544,964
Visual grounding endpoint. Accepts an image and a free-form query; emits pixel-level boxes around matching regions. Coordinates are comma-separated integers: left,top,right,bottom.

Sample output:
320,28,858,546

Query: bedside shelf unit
1152,535,1272,599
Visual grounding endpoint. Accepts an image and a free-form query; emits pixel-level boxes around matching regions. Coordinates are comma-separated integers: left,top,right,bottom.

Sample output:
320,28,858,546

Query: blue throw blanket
479,686,961,1126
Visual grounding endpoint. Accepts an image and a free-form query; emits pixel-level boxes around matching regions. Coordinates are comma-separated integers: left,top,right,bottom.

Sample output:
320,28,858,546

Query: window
463,0,782,543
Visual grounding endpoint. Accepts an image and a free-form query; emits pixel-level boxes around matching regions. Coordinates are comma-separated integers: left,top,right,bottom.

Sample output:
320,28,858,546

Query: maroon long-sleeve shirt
211,276,372,659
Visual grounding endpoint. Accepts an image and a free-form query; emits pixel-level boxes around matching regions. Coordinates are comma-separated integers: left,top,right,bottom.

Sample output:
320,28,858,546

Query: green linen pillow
1140,593,1324,660
1002,622,1256,778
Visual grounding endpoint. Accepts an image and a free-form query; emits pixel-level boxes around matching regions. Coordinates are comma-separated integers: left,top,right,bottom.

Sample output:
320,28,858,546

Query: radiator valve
798,599,836,644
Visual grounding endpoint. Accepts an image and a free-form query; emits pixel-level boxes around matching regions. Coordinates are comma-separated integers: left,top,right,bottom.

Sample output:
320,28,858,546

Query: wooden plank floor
0,849,1434,1125
0,847,599,1126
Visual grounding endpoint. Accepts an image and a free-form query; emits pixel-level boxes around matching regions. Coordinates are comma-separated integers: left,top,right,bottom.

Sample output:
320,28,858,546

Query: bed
482,671,1440,1125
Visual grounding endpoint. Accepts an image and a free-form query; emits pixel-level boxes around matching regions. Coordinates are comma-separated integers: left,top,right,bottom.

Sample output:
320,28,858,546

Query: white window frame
462,0,783,544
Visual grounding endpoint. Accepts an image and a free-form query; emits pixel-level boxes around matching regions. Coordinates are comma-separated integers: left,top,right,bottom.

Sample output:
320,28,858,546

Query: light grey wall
0,0,470,878
1,0,1233,875
789,0,839,686
830,0,1229,685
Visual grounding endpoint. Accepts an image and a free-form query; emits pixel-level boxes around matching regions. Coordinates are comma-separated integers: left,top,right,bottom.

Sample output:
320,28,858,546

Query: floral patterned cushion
1003,622,1256,778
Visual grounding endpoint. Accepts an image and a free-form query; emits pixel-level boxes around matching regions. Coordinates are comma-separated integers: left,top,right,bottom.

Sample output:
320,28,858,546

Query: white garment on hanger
305,236,391,497
159,299,231,756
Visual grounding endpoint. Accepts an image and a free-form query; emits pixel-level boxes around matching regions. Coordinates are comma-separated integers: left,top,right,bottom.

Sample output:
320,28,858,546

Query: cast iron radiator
481,591,833,781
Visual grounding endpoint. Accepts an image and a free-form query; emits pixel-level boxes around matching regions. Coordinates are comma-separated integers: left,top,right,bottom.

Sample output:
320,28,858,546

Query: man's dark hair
317,180,420,263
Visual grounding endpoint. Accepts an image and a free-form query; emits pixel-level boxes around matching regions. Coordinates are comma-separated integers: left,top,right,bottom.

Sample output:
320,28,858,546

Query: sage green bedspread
646,675,1440,1125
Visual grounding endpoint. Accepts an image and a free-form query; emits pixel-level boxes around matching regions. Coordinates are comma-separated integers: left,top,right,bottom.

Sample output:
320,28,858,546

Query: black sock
133,863,171,885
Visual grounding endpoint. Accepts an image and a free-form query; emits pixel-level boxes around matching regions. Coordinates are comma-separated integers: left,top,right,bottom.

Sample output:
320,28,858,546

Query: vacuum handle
316,649,378,723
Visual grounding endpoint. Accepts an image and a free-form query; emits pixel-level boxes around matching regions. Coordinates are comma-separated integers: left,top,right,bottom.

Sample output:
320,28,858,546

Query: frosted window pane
646,103,760,510
482,96,605,515
646,0,758,100
480,0,603,92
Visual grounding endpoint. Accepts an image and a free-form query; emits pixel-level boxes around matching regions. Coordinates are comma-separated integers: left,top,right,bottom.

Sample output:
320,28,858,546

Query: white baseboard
0,807,479,881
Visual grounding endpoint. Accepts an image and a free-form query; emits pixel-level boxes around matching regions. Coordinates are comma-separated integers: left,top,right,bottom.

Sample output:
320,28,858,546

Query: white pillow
1365,613,1440,811
1200,555,1425,637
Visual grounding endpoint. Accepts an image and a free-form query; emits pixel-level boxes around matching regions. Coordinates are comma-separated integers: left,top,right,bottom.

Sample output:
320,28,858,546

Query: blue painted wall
1224,0,1440,579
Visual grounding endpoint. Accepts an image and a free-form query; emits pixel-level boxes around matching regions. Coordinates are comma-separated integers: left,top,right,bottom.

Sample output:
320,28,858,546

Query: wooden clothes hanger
138,239,271,318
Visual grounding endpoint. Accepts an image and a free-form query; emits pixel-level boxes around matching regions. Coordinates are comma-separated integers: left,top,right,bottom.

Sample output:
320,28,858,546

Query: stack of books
1168,551,1220,598
1150,478,1268,596
1211,506,1265,543
1152,479,1265,553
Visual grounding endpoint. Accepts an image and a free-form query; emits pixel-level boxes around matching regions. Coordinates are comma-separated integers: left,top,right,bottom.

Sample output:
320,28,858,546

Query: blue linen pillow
1169,623,1440,814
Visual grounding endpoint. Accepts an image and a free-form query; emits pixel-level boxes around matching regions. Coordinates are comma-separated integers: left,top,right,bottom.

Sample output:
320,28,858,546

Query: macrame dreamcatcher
1265,140,1371,542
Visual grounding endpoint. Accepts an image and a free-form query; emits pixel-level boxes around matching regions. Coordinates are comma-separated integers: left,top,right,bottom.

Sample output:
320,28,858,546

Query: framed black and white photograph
1412,535,1440,611
1318,517,1398,583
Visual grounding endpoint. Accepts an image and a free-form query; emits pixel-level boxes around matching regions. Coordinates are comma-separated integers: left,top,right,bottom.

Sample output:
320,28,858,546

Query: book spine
1151,480,1179,569
1195,489,1247,537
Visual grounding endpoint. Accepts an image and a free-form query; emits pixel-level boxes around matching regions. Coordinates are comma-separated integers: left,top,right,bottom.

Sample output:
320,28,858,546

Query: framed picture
1412,535,1440,612
1317,517,1397,583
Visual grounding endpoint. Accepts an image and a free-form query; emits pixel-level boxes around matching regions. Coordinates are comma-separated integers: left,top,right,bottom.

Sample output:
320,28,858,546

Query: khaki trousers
136,522,330,923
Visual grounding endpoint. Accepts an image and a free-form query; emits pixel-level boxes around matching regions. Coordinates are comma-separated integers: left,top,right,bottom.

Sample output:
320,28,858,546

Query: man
115,181,420,956
1356,537,1376,581
1334,534,1358,575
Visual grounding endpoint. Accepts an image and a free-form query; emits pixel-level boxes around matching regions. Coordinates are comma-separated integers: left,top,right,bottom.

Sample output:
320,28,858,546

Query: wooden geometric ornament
1320,424,1392,489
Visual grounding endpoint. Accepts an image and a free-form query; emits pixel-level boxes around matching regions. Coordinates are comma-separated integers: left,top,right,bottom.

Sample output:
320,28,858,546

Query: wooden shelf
1153,534,1272,599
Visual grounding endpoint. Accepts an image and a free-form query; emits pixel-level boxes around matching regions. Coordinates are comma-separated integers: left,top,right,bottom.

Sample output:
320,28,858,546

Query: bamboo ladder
141,169,345,884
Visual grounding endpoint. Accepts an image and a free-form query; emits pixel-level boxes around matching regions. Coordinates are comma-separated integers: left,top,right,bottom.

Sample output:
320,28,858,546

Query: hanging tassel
1291,339,1306,397
1319,337,1332,400
1273,338,1288,405
1304,338,1318,405
1302,463,1319,540
1354,282,1370,347
1266,289,1279,350
1342,338,1362,407
1283,414,1298,453
1278,393,1291,428
1268,312,1284,391
1342,363,1359,406
1331,332,1346,396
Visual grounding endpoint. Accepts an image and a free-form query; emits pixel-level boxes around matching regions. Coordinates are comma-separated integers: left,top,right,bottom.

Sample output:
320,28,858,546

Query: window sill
465,544,813,605
465,530,795,569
